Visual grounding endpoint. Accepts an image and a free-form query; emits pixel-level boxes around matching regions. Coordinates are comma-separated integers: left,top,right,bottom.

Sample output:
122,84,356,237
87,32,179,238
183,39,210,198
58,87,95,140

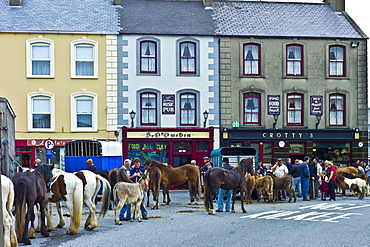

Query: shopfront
221,128,367,167
121,126,214,167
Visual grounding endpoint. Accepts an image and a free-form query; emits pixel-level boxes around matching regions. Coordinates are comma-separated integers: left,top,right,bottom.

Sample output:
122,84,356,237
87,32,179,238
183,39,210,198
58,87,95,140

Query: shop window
128,141,169,164
243,92,260,126
287,93,303,126
329,94,345,126
174,142,191,152
313,143,349,166
140,92,157,126
196,142,208,152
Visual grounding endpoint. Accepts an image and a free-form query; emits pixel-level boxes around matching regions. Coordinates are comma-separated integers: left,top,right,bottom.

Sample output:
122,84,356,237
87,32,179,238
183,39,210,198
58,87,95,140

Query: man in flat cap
216,157,233,212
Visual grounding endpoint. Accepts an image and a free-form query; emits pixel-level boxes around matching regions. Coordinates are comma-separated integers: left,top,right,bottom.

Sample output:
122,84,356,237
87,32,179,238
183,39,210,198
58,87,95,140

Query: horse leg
22,202,33,245
137,199,143,222
55,202,66,229
164,185,171,205
153,187,159,209
146,189,150,208
207,189,218,215
29,207,36,239
239,189,247,214
39,201,50,237
44,202,56,232
84,198,98,230
114,199,125,225
130,203,136,222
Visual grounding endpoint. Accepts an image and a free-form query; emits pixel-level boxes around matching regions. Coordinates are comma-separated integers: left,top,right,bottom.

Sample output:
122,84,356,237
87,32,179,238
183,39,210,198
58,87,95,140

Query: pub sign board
310,95,323,115
162,94,175,114
268,95,280,115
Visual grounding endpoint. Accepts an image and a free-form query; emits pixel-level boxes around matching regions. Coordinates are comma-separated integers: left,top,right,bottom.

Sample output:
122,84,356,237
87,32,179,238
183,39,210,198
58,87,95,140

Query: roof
0,0,120,34
119,0,215,36
212,1,366,39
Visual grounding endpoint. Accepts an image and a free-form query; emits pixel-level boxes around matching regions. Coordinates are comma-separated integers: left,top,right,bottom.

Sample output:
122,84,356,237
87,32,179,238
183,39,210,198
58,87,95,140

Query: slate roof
0,0,120,34
119,0,215,36
212,1,366,39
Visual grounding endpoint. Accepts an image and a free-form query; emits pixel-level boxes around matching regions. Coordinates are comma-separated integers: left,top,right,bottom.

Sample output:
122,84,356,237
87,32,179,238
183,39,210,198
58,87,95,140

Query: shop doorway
173,154,191,189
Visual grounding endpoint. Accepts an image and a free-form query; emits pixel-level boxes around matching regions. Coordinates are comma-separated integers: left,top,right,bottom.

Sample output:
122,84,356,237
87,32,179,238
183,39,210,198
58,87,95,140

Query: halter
149,160,153,167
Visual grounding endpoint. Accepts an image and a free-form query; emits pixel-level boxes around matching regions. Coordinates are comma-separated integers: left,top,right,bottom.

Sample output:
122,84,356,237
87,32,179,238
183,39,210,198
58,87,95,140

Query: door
173,154,191,189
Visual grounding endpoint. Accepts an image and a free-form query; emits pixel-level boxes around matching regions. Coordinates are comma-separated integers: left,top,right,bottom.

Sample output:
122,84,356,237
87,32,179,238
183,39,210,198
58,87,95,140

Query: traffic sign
46,149,53,159
44,139,55,150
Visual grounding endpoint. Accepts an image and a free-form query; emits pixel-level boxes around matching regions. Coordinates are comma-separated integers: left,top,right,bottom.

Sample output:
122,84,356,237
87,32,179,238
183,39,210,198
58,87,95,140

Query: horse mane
35,164,52,183
233,158,254,175
149,159,171,169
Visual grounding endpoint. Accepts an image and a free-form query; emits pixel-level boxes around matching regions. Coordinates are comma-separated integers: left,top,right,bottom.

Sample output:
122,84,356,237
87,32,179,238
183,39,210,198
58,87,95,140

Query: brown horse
146,166,162,209
12,164,52,245
203,158,254,215
337,166,359,176
143,159,201,205
244,173,255,204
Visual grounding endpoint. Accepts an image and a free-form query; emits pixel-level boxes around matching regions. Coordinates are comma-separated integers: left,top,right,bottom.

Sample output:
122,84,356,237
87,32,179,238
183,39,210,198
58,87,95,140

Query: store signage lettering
156,143,168,150
310,95,323,115
262,132,314,138
268,95,280,115
127,131,209,139
128,143,140,150
142,143,154,150
146,132,191,138
162,95,175,114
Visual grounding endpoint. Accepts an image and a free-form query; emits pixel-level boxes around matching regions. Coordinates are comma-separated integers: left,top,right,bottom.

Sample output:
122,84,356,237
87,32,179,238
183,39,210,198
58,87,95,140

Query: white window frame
27,91,55,132
26,37,54,78
70,38,98,78
70,91,98,132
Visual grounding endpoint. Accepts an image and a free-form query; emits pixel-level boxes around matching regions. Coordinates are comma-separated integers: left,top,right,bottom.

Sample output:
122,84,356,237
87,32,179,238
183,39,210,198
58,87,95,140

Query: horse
45,168,84,235
143,159,201,205
74,170,111,230
113,173,149,224
12,164,52,245
336,170,367,196
337,166,359,176
203,158,254,215
146,166,162,209
336,174,367,199
254,174,274,203
266,171,296,203
1,175,18,247
244,173,255,204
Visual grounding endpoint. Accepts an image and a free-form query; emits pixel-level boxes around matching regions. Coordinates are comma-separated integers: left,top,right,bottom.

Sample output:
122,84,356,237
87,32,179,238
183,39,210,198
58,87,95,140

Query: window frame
70,39,98,79
140,92,158,126
243,92,261,126
328,93,346,126
328,45,346,77
176,38,200,76
70,92,98,132
26,37,54,78
286,93,304,126
286,44,304,76
243,43,261,76
179,92,197,126
27,91,55,132
139,40,158,74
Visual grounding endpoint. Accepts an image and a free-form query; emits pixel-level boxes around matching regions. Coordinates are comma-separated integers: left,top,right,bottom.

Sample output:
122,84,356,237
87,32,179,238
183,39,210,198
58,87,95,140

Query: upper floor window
329,45,346,77
329,94,345,126
243,43,261,76
287,94,303,126
286,44,303,76
26,37,54,78
180,42,196,74
28,91,55,132
71,92,97,132
71,39,98,78
140,41,157,74
140,93,157,125
180,93,196,126
243,92,260,126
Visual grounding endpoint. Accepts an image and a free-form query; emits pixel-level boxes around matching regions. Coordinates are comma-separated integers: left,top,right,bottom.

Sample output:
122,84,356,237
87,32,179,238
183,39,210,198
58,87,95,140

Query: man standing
309,157,319,200
129,158,148,220
290,159,302,197
365,162,370,184
300,156,311,201
285,158,293,174
86,159,98,173
216,157,233,212
272,158,288,178
33,158,42,169
256,160,266,176
119,159,134,221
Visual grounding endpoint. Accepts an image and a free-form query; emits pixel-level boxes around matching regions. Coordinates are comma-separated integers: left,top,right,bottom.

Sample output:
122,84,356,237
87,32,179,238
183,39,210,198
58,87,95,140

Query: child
319,171,329,201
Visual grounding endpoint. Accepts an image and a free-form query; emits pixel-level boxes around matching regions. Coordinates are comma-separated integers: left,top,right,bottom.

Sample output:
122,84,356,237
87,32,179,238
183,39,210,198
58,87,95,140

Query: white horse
74,170,111,230
1,174,18,247
45,168,84,235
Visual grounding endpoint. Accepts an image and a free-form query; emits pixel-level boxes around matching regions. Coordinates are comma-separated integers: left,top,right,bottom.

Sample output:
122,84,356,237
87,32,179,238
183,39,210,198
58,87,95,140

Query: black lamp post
315,114,322,129
273,114,279,129
203,110,209,128
129,110,136,128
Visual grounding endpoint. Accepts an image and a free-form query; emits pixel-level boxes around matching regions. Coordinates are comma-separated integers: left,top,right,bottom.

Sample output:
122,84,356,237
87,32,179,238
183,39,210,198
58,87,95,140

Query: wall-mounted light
273,114,279,129
315,114,322,129
351,41,360,47
129,110,136,128
354,128,360,139
203,110,209,128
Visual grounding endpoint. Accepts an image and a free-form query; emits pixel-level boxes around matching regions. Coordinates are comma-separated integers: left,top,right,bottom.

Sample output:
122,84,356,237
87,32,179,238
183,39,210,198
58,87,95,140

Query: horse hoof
56,224,63,229
43,232,50,237
130,219,134,222
115,221,122,225
138,218,142,222
24,240,32,245
242,210,247,213
232,210,236,213
66,229,78,235
188,202,192,205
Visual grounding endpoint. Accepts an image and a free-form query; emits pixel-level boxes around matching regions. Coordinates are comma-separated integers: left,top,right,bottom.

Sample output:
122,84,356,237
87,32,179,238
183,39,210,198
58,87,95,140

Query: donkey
254,174,274,203
266,171,296,203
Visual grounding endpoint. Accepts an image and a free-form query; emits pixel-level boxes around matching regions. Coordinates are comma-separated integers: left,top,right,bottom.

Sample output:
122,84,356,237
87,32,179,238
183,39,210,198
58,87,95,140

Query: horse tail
196,169,201,198
15,181,26,242
203,170,210,211
96,175,111,218
7,179,15,214
71,177,83,233
113,185,119,207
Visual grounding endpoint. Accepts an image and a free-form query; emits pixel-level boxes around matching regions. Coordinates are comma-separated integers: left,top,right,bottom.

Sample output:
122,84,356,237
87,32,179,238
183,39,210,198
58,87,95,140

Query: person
128,158,148,219
119,159,134,221
290,159,302,197
327,161,336,201
357,162,365,174
271,158,288,178
300,156,311,201
285,158,293,174
216,157,233,212
351,159,360,168
319,171,329,201
364,162,370,184
309,157,319,199
256,160,266,176
33,158,41,169
190,160,197,166
86,159,98,173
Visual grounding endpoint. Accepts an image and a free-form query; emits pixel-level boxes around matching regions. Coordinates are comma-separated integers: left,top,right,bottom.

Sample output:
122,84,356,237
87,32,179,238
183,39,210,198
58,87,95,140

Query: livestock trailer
210,147,258,169
64,140,122,172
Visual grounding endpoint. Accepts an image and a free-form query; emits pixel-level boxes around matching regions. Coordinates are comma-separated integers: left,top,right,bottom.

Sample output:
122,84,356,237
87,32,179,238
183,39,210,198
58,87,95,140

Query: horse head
143,159,153,169
35,164,53,191
239,158,254,176
138,172,149,190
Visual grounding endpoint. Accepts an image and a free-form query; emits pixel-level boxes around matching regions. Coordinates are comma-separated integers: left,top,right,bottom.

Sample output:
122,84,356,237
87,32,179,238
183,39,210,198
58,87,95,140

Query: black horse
203,158,254,215
12,164,53,245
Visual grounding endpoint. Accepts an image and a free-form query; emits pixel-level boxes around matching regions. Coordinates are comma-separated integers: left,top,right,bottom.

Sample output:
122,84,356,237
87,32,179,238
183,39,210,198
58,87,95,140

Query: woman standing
327,162,336,201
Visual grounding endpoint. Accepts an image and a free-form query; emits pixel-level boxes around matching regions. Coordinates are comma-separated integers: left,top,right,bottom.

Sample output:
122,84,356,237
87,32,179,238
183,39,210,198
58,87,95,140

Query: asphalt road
24,191,370,247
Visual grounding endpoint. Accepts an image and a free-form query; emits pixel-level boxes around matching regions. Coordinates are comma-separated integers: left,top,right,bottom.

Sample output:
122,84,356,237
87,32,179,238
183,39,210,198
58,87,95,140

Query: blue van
210,147,258,169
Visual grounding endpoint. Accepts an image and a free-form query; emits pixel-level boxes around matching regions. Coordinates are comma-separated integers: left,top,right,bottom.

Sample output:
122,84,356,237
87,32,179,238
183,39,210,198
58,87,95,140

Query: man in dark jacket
216,157,233,212
86,159,98,173
119,159,133,221
290,159,302,197
308,157,319,200
300,156,311,201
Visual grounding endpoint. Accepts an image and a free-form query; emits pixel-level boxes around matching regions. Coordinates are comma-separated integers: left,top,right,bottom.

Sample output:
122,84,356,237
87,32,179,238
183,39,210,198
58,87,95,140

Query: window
329,94,345,126
329,45,346,77
243,92,260,126
71,92,97,132
26,37,54,78
28,92,55,132
140,41,157,74
71,39,98,78
180,42,196,74
286,45,303,76
287,94,303,126
180,93,196,126
243,43,261,76
140,93,157,125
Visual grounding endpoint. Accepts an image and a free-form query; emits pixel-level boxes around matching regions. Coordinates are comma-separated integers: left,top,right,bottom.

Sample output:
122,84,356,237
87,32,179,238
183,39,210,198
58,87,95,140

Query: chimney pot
323,0,345,12
10,0,22,6
114,0,122,5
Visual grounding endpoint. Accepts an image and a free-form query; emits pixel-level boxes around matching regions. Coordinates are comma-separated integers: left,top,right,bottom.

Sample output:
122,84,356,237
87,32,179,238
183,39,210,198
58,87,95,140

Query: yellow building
0,0,120,167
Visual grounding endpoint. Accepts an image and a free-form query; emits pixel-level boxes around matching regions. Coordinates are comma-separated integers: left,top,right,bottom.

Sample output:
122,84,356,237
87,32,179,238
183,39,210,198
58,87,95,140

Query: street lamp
203,110,209,128
129,110,136,128
273,114,279,129
315,114,322,129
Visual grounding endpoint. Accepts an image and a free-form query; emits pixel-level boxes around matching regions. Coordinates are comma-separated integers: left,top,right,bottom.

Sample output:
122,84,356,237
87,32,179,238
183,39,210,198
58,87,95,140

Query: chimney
114,0,122,5
323,0,345,12
10,0,22,6
203,0,212,9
